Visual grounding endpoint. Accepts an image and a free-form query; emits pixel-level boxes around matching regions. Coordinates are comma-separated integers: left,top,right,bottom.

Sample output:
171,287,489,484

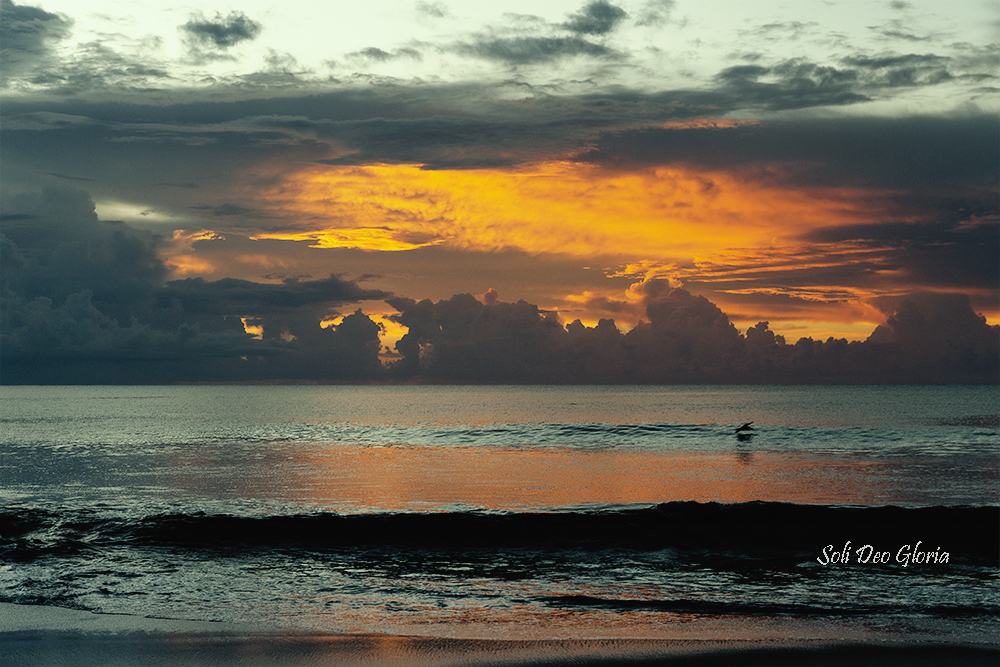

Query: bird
735,421,754,433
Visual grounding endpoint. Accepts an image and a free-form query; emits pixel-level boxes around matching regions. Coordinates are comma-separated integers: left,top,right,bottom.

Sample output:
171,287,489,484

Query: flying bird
735,422,754,433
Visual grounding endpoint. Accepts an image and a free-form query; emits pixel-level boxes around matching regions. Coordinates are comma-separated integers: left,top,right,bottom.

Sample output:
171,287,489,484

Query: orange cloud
253,161,887,260
213,159,937,342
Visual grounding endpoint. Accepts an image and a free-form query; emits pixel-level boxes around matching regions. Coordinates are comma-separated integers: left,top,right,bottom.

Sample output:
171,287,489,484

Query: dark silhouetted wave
2,502,996,563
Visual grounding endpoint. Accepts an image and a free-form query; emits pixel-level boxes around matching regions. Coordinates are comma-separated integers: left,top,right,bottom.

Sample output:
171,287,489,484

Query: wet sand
2,603,996,667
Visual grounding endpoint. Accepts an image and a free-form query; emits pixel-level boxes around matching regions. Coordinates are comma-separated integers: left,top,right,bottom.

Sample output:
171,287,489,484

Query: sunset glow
256,161,886,260
2,0,995,384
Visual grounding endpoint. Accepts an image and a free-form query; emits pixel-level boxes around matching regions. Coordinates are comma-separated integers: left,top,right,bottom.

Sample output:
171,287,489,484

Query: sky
1,0,998,383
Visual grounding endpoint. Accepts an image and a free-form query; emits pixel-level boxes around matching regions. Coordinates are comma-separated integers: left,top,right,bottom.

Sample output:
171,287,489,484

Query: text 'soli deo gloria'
818,541,949,567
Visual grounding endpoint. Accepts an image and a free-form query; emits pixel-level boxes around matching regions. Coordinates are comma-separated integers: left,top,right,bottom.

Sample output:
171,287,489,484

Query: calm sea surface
1,385,997,640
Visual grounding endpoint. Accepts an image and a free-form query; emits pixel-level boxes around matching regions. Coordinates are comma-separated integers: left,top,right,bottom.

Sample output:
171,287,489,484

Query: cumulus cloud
1,186,391,383
862,293,1000,382
384,287,998,384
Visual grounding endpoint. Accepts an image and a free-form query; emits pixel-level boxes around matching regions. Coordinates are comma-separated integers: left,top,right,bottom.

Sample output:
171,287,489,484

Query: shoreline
2,603,997,667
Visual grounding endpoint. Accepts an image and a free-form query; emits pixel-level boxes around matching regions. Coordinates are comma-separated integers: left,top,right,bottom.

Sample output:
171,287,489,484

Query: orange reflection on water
263,444,903,511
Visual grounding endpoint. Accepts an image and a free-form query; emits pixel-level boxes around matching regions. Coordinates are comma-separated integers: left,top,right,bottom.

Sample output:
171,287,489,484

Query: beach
3,603,998,667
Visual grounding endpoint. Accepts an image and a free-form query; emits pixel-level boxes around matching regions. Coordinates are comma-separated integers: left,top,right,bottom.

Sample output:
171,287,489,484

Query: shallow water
1,385,997,640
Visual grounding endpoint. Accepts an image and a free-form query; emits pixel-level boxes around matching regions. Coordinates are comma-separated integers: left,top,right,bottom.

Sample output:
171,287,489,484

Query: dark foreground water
0,385,997,641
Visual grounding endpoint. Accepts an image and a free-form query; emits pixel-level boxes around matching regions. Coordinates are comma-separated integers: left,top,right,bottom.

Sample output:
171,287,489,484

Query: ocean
1,384,997,643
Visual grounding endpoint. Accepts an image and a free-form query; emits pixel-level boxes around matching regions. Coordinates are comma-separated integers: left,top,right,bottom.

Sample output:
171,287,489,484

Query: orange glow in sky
244,160,910,340
254,161,885,262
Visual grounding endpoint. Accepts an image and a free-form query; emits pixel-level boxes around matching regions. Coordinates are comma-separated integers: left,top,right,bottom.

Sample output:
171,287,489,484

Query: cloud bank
386,287,998,384
2,188,994,384
1,187,388,383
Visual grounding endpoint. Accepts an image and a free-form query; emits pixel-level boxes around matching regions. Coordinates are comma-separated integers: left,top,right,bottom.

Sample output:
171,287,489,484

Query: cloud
803,220,999,297
578,113,999,194
160,275,387,315
349,46,422,63
1,186,392,383
866,292,1000,382
179,11,261,64
3,187,994,384
714,60,869,110
415,1,450,19
562,1,628,36
0,0,72,82
843,53,952,86
180,11,262,50
454,35,617,65
384,287,998,383
635,0,675,28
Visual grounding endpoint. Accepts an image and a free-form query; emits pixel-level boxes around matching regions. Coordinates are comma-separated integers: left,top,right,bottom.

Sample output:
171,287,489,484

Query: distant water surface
0,385,997,640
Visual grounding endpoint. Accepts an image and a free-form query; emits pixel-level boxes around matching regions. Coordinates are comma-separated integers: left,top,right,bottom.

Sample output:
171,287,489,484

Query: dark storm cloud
713,60,869,110
1,186,391,383
0,0,71,81
580,113,998,194
2,78,992,226
160,275,388,315
303,115,541,168
386,287,998,383
180,11,262,50
803,220,1000,295
562,1,627,36
708,49,984,110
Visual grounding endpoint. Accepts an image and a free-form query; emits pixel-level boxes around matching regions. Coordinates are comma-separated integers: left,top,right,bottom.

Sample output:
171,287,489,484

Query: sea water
0,385,997,640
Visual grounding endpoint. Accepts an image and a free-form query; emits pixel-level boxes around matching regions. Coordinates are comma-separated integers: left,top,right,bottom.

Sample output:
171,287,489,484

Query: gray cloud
739,21,817,40
843,53,951,86
802,220,999,298
562,1,628,36
635,0,675,28
180,11,262,50
0,0,71,81
386,287,998,383
415,1,450,19
349,46,423,63
160,275,388,315
714,60,869,110
454,35,617,65
579,114,998,193
1,186,392,383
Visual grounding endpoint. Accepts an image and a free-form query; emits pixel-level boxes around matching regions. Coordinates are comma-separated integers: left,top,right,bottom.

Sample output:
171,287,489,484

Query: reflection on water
160,440,938,511
2,384,996,511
